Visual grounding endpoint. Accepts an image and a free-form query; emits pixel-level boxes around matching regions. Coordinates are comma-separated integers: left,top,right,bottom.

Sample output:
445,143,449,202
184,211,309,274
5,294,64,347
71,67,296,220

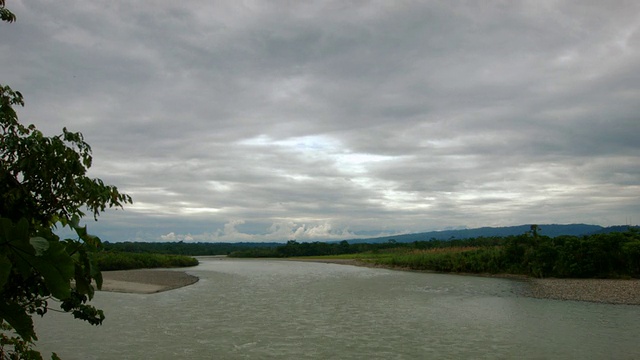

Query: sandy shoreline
99,269,199,294
98,259,640,305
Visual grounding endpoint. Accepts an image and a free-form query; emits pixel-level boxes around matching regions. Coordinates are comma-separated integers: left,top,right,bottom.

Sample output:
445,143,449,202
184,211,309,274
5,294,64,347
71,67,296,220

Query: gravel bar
523,278,640,305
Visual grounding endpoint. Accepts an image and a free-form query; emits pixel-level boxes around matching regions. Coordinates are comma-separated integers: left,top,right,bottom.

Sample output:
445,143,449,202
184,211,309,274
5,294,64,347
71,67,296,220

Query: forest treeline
230,228,640,278
229,236,505,258
102,241,279,256
92,252,199,271
94,241,277,271
98,228,640,278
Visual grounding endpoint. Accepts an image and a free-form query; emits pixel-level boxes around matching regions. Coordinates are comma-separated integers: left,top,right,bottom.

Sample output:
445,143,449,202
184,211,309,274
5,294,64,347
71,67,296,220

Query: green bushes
92,252,198,271
229,247,280,258
377,247,506,274
226,228,640,279
371,229,640,278
623,240,640,275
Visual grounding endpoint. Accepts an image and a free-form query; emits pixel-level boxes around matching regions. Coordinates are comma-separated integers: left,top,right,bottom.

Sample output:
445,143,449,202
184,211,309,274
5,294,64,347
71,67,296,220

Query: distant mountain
591,225,640,234
342,224,636,244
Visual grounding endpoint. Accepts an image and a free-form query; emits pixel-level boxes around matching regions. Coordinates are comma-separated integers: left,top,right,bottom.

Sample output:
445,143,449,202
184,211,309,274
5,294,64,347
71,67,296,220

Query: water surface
35,258,640,359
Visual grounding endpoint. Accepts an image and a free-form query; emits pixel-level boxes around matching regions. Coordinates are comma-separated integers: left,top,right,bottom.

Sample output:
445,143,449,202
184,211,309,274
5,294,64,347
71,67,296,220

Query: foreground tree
1,2,132,358
0,0,15,23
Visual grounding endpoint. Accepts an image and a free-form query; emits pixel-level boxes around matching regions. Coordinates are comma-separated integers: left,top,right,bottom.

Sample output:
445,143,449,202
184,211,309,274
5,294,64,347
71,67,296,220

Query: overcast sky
2,1,639,242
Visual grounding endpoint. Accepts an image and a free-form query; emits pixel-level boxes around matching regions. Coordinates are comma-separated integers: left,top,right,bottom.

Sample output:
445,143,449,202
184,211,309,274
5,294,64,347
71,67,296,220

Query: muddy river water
35,258,640,359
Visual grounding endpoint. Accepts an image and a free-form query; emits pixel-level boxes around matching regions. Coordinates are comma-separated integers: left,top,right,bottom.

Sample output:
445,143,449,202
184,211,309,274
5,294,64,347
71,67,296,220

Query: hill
342,224,636,244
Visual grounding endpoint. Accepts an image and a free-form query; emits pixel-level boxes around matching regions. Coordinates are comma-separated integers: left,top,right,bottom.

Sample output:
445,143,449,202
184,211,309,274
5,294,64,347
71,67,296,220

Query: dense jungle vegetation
92,242,278,271
92,252,198,271
93,241,278,271
102,241,279,256
230,227,640,279
96,227,640,278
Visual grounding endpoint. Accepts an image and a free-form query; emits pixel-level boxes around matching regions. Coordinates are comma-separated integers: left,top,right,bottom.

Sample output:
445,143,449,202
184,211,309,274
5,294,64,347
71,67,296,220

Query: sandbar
98,269,199,294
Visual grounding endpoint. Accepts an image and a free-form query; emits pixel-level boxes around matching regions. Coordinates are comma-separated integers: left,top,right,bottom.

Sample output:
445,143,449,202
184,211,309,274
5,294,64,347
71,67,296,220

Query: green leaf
91,260,103,291
92,271,103,291
0,254,11,289
0,218,36,277
0,217,12,244
29,236,49,255
0,218,31,250
0,301,36,342
30,241,74,299
14,218,30,241
73,263,93,297
83,234,101,249
74,225,88,240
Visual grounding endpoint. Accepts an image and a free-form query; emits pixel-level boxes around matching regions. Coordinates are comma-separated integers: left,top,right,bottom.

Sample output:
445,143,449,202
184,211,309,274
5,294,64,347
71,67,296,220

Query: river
34,258,640,359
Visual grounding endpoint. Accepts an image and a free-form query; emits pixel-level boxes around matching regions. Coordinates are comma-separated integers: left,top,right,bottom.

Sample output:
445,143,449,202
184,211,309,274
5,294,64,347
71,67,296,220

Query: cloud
4,1,640,242
153,220,367,243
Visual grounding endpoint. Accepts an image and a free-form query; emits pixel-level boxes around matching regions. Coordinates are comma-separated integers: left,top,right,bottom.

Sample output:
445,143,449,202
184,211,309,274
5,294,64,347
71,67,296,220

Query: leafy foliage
0,86,131,224
0,1,15,23
1,5,132,357
364,229,640,278
0,88,131,357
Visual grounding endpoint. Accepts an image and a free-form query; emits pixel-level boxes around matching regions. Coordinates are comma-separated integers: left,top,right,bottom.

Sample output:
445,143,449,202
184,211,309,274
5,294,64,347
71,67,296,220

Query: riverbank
291,258,640,305
524,278,640,305
98,259,640,305
99,269,199,294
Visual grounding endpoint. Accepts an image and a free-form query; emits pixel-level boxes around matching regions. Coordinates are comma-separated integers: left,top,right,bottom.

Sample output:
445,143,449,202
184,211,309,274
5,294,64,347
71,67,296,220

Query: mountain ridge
341,224,638,244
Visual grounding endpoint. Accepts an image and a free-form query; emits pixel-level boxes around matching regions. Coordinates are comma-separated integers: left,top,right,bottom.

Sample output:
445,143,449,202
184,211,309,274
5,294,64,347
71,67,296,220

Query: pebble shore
523,278,640,305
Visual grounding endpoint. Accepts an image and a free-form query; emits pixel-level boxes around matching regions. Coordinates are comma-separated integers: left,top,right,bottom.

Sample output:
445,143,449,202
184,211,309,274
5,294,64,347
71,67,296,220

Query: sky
2,1,639,242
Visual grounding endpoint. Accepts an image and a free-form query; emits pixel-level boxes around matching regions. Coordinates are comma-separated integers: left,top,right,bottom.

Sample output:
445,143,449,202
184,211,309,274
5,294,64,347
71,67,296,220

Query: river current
35,258,640,359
